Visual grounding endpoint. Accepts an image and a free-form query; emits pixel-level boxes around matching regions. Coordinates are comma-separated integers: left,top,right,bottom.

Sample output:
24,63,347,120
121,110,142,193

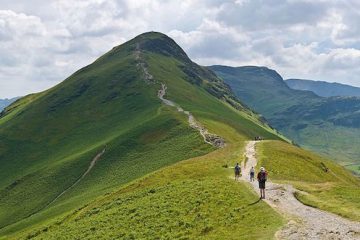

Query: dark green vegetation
210,65,360,174
0,97,19,112
257,140,360,221
0,32,283,238
287,79,360,97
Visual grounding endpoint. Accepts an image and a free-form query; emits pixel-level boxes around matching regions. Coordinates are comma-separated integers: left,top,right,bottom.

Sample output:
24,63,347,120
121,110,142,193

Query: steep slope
210,65,360,174
0,97,19,111
209,66,318,116
287,78,360,97
0,32,282,236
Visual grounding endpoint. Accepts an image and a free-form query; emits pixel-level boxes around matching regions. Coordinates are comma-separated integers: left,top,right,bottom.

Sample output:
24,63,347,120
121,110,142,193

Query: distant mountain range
0,97,19,111
286,79,360,97
210,65,360,173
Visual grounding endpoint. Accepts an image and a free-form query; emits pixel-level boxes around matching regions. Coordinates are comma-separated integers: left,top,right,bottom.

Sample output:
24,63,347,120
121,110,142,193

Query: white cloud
0,0,360,98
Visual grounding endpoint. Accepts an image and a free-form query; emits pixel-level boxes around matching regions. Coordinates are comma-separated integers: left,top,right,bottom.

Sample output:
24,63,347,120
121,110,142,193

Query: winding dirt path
42,149,106,210
242,141,360,240
1,148,108,228
134,42,224,148
158,83,225,148
135,43,154,82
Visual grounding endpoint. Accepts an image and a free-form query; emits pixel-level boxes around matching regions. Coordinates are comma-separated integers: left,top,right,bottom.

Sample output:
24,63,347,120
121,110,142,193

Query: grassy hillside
210,65,360,174
8,131,285,240
0,32,283,237
8,129,360,239
257,140,360,221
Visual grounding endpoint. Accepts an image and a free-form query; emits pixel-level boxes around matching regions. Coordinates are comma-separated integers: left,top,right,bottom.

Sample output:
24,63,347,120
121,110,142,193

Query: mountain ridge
0,31,283,236
286,78,360,97
210,65,360,174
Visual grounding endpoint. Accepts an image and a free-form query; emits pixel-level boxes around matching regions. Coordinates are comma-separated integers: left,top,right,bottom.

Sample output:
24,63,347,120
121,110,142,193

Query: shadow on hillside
247,198,261,206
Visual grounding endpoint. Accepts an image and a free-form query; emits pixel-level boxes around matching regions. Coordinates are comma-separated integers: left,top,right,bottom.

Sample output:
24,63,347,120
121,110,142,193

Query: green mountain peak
0,31,282,235
102,31,190,64
1,32,360,239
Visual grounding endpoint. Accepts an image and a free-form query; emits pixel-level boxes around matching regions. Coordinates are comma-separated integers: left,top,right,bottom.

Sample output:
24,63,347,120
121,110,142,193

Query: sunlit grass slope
257,140,360,221
10,127,285,240
0,32,284,237
0,34,212,233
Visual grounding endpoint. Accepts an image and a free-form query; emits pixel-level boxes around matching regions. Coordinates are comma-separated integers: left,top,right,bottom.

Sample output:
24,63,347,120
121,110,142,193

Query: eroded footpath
241,141,360,240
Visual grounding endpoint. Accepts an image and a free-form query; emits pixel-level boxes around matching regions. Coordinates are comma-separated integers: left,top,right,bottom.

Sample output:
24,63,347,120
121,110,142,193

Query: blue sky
0,0,360,98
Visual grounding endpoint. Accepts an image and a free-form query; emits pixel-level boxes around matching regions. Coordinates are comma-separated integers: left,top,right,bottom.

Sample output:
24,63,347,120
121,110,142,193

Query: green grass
257,140,360,221
9,139,285,240
346,164,360,175
147,54,285,142
0,111,212,233
0,34,211,234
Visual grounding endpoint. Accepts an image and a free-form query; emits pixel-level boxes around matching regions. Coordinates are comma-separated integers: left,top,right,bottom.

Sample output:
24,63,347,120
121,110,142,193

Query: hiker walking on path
240,141,360,238
250,166,255,182
234,163,241,181
257,167,267,199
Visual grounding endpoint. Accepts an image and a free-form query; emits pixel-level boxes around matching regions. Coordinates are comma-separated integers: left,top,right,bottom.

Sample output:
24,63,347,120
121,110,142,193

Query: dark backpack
235,165,240,173
259,171,267,181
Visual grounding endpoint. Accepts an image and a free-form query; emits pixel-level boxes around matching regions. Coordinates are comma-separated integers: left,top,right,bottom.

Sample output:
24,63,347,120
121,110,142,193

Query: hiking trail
134,42,224,148
0,148,108,228
158,83,225,148
135,43,154,82
241,141,360,240
42,149,106,210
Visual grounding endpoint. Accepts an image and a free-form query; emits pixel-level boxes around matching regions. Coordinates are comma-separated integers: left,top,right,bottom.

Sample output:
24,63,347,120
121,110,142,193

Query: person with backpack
250,166,255,182
234,163,241,181
257,167,268,199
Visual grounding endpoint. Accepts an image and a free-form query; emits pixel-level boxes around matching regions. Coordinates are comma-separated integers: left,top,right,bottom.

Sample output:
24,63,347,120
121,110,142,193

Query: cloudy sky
0,0,360,98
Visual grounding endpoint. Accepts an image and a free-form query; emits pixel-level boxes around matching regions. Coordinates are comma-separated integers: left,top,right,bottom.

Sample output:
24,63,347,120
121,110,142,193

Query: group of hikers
234,163,268,199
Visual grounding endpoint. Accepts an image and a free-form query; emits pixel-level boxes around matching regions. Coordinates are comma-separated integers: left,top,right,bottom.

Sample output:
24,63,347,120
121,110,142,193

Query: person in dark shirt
257,167,268,199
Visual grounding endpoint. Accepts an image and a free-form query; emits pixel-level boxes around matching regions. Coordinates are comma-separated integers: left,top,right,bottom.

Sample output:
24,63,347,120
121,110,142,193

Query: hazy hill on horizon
0,97,19,112
286,78,360,97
